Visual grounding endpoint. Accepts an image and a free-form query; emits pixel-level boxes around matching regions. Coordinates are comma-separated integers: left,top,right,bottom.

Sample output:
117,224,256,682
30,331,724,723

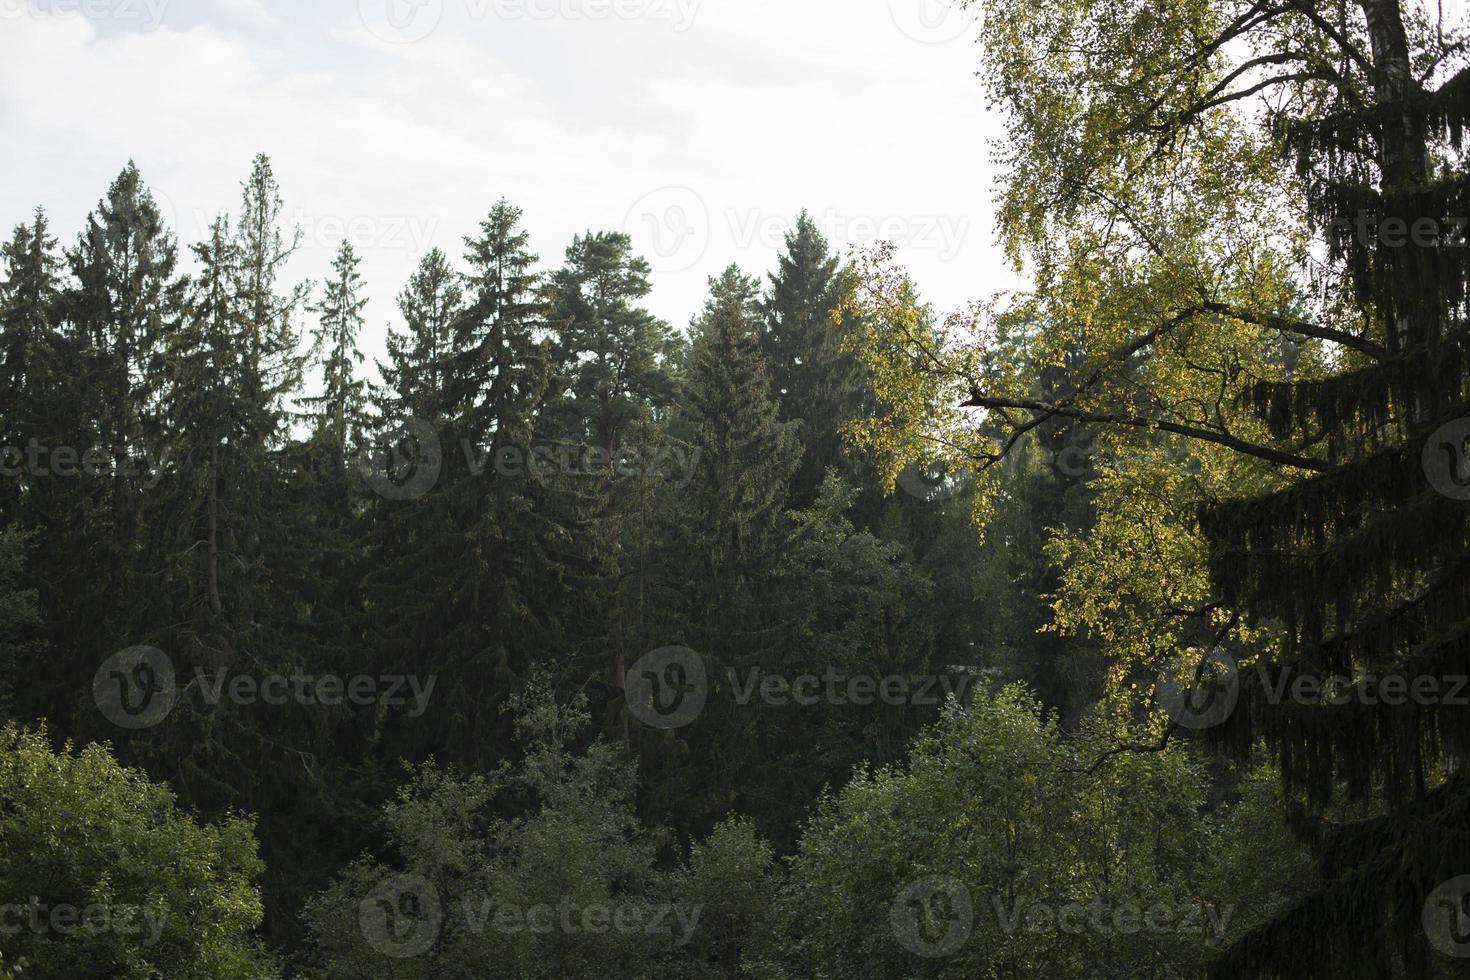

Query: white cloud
0,0,1016,380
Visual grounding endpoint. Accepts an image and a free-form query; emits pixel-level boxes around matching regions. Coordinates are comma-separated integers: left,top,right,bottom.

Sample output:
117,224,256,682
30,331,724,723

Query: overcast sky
0,0,1017,375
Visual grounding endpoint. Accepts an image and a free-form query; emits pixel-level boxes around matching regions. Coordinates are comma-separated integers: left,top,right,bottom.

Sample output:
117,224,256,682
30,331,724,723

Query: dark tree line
0,157,1109,967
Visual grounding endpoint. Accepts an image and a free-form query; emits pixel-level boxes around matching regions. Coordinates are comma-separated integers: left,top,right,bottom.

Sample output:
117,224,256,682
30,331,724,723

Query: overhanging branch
961,393,1328,471
1196,301,1390,360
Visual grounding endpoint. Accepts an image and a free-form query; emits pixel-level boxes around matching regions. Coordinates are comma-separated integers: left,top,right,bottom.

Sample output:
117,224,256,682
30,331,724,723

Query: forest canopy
2,0,1469,976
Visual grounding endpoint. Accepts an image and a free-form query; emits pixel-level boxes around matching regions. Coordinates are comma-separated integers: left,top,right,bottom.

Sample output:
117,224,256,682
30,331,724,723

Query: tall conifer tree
305,240,367,448
761,213,871,506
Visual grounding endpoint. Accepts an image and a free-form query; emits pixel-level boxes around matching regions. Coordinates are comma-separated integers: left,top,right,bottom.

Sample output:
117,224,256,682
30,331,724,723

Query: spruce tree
653,265,800,834
145,163,329,945
761,212,872,506
157,215,248,621
378,246,463,425
146,155,307,660
1194,6,1470,971
226,151,314,652
365,201,608,768
53,164,181,735
679,265,799,656
0,215,59,722
0,211,64,530
66,163,180,446
305,240,367,448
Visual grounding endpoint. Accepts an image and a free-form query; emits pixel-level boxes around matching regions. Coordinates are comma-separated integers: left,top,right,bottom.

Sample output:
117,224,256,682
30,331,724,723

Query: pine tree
546,231,678,464
544,231,681,734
